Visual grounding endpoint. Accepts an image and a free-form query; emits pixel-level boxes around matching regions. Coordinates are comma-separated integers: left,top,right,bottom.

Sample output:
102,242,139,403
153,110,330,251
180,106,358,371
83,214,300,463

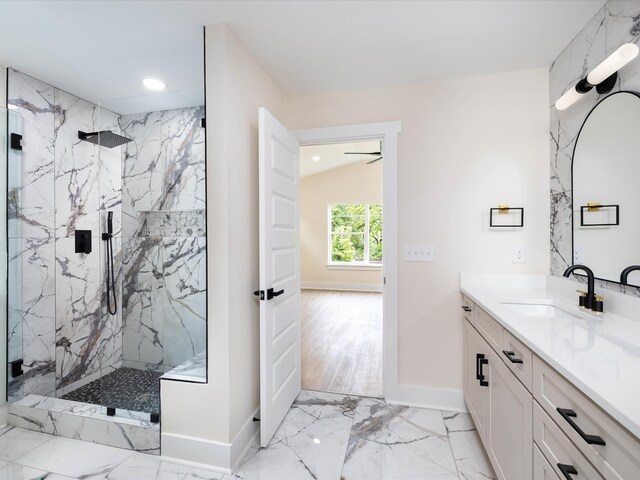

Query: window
329,203,382,266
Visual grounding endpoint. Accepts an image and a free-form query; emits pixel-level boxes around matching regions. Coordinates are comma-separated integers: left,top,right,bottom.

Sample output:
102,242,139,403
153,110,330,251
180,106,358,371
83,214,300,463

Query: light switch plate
404,244,435,262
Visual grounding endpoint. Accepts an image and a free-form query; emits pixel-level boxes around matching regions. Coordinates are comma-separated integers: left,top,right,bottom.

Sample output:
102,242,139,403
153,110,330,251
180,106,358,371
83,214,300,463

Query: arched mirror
572,91,640,286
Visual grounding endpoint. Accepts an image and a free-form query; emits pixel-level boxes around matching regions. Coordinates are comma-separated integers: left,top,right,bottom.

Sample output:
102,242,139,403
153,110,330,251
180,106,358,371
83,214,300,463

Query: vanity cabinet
464,320,489,441
462,296,640,480
486,344,533,480
464,313,532,480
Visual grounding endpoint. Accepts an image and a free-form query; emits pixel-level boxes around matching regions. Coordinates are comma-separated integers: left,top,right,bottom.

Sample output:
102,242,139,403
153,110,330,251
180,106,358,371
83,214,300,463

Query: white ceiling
0,1,606,114
300,141,381,178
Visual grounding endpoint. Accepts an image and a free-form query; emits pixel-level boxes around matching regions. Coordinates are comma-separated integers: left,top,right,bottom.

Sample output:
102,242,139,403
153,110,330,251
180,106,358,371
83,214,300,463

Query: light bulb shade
587,43,639,86
555,85,584,111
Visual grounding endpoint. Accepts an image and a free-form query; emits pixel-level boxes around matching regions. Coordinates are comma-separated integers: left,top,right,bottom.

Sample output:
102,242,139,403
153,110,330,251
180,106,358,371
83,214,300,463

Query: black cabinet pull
556,408,606,446
557,463,578,479
475,353,483,380
479,357,489,387
267,288,284,300
502,350,524,364
461,305,471,312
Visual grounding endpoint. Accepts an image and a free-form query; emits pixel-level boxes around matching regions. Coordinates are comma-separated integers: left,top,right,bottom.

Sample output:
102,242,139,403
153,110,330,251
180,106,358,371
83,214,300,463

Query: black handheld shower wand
103,211,117,315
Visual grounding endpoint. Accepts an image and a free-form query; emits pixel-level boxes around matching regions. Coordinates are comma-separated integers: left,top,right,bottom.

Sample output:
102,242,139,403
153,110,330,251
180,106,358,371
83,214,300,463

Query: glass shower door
6,109,24,402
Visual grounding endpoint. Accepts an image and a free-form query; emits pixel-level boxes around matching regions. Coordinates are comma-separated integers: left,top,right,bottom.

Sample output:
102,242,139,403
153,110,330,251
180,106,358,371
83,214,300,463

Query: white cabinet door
486,346,533,480
464,320,489,443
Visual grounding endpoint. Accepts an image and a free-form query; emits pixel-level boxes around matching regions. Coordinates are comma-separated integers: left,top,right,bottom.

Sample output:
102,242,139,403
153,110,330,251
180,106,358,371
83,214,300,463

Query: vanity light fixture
555,43,639,111
142,78,166,91
312,156,321,162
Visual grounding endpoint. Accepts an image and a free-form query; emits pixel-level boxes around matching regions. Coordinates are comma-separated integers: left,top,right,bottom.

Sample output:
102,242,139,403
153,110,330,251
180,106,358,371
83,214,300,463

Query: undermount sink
501,303,561,317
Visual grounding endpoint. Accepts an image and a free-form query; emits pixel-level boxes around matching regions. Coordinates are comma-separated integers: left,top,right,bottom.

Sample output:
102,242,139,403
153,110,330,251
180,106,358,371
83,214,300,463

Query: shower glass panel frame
7,109,24,403
1,107,9,407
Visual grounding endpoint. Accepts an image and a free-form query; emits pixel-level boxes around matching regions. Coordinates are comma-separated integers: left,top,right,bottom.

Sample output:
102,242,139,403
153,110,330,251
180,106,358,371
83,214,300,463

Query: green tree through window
330,203,382,264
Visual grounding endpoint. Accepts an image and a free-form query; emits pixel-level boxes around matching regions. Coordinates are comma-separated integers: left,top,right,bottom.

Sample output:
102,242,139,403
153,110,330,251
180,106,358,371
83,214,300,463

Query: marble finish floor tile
341,400,460,480
443,412,495,480
62,367,162,414
4,390,494,480
17,435,132,478
0,427,52,462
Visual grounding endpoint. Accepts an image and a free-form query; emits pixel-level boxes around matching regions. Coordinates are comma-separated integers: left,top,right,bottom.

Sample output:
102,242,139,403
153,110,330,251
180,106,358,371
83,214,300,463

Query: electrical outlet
512,245,526,264
573,246,582,264
404,244,435,262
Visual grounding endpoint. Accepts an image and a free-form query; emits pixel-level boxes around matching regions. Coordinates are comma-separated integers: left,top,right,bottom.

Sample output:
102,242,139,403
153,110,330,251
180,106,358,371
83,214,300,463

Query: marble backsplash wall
120,107,206,371
7,69,123,400
550,0,640,295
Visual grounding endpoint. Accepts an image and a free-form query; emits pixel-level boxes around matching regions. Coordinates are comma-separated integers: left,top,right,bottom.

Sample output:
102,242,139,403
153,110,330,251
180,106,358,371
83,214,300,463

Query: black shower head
78,130,132,149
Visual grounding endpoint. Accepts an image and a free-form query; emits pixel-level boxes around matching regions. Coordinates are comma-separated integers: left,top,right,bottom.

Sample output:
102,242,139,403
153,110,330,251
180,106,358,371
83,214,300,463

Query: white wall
160,24,285,470
301,161,383,290
285,68,550,397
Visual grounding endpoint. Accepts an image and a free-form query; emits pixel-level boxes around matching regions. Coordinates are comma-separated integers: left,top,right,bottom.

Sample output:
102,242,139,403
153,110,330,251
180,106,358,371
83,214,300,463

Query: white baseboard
385,384,467,413
161,407,259,473
302,282,383,293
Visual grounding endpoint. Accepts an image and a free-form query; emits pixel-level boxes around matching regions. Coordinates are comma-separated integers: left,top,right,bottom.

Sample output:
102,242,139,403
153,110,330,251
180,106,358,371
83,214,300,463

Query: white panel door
258,107,301,447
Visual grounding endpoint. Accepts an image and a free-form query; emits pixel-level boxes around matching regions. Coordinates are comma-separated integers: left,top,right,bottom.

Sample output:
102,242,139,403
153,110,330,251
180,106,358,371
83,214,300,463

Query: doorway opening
299,141,383,398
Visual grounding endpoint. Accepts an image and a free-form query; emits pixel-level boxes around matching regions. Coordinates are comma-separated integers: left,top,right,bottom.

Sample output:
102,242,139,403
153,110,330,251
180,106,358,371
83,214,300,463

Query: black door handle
475,353,483,380
502,350,524,364
267,288,284,300
556,408,606,445
478,357,489,387
461,305,471,312
557,463,578,479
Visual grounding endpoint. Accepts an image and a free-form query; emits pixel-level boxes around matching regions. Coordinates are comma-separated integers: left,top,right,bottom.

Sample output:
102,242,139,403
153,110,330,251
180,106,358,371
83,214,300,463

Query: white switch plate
512,245,526,264
404,244,435,262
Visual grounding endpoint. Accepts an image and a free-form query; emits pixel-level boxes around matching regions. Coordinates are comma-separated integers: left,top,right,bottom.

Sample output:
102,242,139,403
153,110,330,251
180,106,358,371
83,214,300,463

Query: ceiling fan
343,142,382,164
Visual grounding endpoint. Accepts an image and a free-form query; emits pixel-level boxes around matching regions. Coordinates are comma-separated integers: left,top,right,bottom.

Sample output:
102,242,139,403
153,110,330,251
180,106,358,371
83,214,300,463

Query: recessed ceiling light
142,78,166,91
312,156,321,162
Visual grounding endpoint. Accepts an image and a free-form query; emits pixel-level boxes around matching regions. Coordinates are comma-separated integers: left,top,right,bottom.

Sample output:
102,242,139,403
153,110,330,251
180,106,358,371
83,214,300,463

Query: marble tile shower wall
120,107,206,371
550,0,640,296
7,69,123,401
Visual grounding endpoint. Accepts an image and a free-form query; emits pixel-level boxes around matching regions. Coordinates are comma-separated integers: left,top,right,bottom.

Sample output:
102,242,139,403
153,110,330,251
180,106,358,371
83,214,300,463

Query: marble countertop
460,274,640,440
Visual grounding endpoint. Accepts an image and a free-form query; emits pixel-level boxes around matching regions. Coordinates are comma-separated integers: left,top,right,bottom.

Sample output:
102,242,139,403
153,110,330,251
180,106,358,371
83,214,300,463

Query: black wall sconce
580,203,619,227
490,205,524,228
556,43,639,110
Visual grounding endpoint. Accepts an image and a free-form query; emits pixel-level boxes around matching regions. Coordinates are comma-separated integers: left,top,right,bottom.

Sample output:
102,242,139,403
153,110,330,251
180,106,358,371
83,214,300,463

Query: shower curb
7,394,160,455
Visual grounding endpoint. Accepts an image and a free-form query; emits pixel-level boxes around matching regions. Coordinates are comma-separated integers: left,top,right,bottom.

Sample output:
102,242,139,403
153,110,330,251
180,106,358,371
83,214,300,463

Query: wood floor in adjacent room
301,289,382,398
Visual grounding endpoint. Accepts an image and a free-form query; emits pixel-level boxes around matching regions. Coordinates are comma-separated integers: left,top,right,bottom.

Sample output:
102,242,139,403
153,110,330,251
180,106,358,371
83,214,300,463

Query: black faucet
563,265,602,312
620,265,640,285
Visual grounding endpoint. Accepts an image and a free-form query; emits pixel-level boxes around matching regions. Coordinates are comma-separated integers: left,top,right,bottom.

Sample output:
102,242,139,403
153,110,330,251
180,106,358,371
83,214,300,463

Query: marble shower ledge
161,351,206,382
460,273,640,440
8,394,159,455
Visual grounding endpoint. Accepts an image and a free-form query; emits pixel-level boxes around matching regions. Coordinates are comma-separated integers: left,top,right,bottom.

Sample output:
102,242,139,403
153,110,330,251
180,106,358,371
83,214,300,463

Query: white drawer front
534,402,604,480
476,306,503,352
501,328,532,392
533,357,640,480
534,444,561,480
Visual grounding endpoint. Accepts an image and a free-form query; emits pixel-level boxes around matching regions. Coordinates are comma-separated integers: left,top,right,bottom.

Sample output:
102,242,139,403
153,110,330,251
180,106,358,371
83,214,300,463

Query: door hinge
253,290,265,300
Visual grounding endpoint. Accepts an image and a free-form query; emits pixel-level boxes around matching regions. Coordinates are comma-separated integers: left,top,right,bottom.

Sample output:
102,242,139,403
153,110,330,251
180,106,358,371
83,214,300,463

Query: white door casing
258,107,301,447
